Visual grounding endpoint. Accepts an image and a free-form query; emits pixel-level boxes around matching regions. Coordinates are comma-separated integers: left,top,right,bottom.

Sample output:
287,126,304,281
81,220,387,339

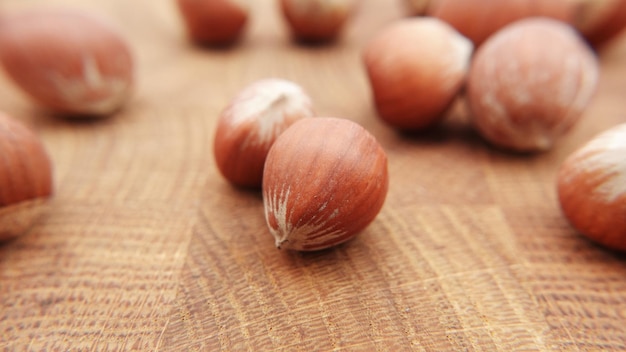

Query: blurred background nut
467,18,598,152
280,0,357,43
0,8,134,117
363,18,473,130
176,0,249,46
557,123,626,252
0,112,53,241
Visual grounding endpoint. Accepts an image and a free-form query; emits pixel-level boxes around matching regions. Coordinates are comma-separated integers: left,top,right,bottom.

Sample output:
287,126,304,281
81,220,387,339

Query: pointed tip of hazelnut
274,236,288,250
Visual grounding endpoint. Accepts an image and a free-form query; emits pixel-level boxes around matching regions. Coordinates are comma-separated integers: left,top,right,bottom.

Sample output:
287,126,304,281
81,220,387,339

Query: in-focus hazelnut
263,117,388,251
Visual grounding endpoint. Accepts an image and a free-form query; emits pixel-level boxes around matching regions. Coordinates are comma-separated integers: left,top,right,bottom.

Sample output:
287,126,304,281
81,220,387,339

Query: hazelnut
176,0,248,46
263,117,388,251
362,18,473,130
427,0,575,46
0,112,53,241
557,123,626,252
213,78,314,188
279,0,356,43
466,18,599,152
569,0,626,47
0,9,134,117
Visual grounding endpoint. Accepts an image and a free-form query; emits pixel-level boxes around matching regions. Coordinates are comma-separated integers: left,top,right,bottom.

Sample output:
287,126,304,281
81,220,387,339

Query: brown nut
467,18,598,152
280,0,356,43
363,18,473,130
214,78,314,188
0,8,134,117
557,123,626,251
263,117,388,251
176,0,248,46
0,112,53,241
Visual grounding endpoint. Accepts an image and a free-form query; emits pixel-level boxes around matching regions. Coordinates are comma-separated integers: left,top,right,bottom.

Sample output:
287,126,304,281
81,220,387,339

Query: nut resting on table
362,17,473,131
0,112,53,241
466,18,599,152
280,0,357,43
262,117,388,251
213,77,388,251
557,123,626,252
213,78,314,188
0,8,134,118
176,0,249,46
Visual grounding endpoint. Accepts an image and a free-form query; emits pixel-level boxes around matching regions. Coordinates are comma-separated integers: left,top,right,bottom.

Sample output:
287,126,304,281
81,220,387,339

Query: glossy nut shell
263,117,388,251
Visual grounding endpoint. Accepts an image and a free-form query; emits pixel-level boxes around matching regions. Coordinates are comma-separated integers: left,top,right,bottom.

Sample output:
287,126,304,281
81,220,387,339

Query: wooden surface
1,1,626,350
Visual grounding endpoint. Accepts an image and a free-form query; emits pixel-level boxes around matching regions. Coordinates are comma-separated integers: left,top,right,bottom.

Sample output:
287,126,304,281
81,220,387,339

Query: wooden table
1,1,626,350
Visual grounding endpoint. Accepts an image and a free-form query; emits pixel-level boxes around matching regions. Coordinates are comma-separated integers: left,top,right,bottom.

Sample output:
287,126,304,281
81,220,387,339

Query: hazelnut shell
262,117,388,251
176,0,248,46
467,18,598,152
0,112,53,241
557,123,626,252
0,9,134,117
279,0,356,42
214,79,314,188
363,18,473,130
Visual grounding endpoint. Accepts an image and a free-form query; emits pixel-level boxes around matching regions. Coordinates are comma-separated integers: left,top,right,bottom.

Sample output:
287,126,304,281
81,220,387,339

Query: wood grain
1,0,626,350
